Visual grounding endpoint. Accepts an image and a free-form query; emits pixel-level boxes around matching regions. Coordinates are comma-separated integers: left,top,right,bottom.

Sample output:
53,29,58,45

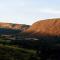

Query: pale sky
0,0,60,25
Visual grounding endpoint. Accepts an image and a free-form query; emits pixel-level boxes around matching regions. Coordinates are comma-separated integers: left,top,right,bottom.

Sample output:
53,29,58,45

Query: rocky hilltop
0,22,30,31
0,22,30,40
26,18,60,37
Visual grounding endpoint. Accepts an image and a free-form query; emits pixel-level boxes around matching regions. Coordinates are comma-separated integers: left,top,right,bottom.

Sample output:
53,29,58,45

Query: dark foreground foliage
0,44,60,60
0,44,38,60
0,36,60,60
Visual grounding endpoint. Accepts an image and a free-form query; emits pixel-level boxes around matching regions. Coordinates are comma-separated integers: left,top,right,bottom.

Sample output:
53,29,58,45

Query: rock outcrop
26,18,60,37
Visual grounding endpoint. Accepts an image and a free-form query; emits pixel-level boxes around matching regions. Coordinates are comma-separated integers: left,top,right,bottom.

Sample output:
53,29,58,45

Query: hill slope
26,18,60,37
0,22,30,31
0,22,30,40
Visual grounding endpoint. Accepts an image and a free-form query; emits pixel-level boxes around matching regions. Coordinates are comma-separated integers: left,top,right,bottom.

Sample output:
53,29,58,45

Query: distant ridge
0,22,30,31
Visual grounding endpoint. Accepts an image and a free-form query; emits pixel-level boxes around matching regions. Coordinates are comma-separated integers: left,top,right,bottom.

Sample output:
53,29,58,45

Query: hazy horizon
0,0,60,25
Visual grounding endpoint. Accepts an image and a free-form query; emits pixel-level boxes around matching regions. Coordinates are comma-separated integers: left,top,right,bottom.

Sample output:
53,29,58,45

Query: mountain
25,18,60,37
0,22,30,40
0,22,30,31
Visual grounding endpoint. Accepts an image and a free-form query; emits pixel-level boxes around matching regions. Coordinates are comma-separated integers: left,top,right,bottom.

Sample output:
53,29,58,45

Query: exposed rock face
26,18,60,37
0,22,30,31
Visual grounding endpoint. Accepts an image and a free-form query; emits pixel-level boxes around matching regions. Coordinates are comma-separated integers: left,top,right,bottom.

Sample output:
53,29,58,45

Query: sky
0,0,60,25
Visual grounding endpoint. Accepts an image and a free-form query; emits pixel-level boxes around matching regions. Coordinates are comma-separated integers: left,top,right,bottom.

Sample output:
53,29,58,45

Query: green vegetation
0,44,38,60
0,34,41,60
0,35,60,60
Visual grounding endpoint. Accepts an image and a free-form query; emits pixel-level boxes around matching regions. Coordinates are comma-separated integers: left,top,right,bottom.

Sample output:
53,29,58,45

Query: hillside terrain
0,22,30,31
0,44,37,60
0,18,60,60
0,22,30,40
26,18,60,37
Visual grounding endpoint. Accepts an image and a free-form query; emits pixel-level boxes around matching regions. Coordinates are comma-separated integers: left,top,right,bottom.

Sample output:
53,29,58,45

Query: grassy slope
0,44,37,60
